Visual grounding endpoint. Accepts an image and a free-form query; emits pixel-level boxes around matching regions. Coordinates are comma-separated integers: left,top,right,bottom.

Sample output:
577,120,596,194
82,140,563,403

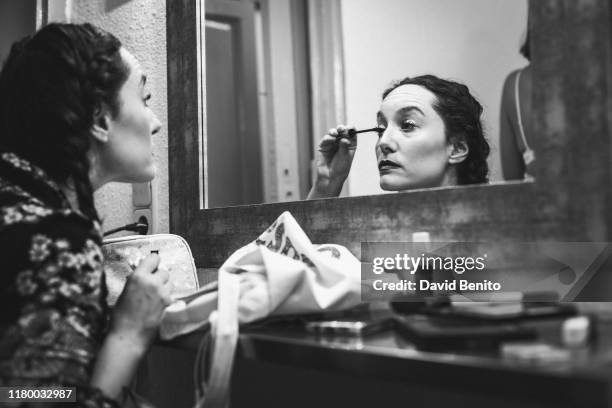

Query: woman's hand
109,253,172,349
307,125,357,199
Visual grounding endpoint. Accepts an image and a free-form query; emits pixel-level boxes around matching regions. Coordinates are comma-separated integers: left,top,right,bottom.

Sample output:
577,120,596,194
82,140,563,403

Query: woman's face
100,48,161,184
375,84,455,191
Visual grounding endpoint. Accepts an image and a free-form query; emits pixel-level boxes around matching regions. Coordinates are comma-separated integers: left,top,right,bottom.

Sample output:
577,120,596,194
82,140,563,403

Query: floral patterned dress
0,152,119,407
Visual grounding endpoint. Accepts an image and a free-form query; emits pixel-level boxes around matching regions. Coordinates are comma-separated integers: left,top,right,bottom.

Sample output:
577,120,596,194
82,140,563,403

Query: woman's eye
400,120,417,132
144,94,152,107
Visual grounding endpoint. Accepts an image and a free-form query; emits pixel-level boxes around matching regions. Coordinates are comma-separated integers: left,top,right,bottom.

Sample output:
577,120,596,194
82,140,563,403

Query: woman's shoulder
1,176,100,236
0,179,103,275
503,66,533,92
502,67,524,94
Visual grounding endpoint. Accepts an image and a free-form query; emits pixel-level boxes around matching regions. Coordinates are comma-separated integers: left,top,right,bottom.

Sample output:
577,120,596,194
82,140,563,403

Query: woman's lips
378,159,401,172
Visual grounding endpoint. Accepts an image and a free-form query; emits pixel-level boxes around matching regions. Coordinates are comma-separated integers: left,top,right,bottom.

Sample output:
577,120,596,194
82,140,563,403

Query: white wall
71,0,169,234
341,0,528,196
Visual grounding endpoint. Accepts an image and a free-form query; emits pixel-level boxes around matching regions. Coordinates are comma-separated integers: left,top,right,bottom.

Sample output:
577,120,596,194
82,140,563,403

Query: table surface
166,307,612,407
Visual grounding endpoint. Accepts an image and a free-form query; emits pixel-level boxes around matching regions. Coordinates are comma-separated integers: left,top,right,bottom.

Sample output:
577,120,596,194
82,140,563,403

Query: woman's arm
90,330,148,399
91,254,172,399
0,209,171,405
500,70,526,180
1,213,150,407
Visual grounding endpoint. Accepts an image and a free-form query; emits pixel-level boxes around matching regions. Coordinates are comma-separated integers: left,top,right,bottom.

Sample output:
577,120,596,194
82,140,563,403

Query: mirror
201,0,529,208
169,0,612,267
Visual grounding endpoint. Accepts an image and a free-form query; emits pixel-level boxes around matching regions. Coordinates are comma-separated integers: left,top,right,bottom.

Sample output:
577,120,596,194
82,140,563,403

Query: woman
500,30,534,181
0,23,170,406
308,75,490,199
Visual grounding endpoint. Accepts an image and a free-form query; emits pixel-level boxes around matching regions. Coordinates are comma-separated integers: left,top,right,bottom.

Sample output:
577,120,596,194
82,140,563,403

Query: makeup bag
101,234,199,306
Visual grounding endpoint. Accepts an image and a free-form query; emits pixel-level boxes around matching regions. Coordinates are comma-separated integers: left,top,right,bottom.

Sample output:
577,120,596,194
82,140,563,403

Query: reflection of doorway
254,0,314,203
205,0,263,207
203,0,345,206
204,0,321,206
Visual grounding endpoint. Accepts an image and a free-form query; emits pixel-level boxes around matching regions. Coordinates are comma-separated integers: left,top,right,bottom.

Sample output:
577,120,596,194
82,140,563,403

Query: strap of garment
515,69,535,167
195,268,240,408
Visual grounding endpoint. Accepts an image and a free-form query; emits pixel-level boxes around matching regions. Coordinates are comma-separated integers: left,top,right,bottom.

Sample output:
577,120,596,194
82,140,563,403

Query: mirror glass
201,0,529,208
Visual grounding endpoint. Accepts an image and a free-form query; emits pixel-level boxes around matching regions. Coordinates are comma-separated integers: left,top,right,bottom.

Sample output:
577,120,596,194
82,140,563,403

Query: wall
341,0,528,196
71,0,169,234
0,0,36,64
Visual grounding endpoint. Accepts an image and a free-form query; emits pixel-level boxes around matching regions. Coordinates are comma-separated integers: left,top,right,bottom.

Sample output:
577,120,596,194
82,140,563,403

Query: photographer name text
371,279,501,292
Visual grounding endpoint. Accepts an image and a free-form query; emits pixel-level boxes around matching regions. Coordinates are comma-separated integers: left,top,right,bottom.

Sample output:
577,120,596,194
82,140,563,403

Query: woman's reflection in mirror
500,28,534,181
308,75,490,199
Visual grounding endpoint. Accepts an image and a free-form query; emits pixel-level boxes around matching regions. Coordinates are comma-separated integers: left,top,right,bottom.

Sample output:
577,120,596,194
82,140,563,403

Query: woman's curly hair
382,75,490,185
0,23,129,221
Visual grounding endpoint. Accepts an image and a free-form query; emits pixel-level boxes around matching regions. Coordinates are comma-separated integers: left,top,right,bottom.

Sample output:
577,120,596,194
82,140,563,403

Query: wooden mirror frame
167,0,612,269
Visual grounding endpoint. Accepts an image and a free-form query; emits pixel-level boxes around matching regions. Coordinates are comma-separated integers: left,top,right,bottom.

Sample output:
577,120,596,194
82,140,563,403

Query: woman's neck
88,149,112,191
439,169,458,188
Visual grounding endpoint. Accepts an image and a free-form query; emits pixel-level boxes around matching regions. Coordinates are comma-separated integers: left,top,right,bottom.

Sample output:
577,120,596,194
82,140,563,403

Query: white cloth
160,211,362,340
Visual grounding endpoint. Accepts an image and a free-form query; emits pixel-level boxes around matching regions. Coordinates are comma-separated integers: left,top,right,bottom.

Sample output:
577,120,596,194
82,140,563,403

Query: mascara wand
338,127,384,139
